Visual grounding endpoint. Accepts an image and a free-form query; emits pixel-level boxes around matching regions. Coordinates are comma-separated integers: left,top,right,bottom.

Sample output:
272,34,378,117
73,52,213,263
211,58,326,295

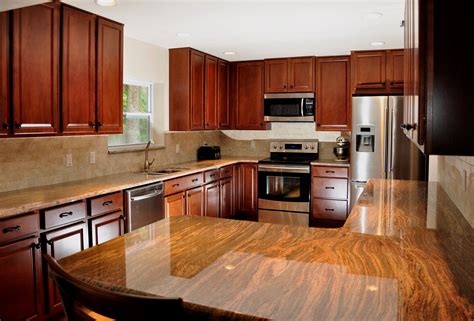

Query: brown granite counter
0,157,262,219
59,179,473,320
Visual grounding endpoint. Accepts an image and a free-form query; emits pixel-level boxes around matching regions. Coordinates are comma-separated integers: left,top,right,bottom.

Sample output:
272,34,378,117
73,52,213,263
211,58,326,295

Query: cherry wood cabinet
89,210,125,246
239,163,258,216
96,17,123,134
217,59,230,129
204,181,220,218
231,61,266,130
316,56,351,132
165,192,186,217
61,5,96,134
186,186,204,217
0,236,43,321
0,12,9,136
386,49,404,93
205,55,218,129
12,3,60,136
233,164,242,215
265,57,314,93
220,177,233,219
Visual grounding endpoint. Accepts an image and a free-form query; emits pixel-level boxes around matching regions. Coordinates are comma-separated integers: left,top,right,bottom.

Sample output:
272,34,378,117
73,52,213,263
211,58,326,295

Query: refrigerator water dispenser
355,125,375,152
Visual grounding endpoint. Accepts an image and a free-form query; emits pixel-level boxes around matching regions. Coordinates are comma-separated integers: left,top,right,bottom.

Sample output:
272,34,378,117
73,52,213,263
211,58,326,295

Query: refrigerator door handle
386,101,394,179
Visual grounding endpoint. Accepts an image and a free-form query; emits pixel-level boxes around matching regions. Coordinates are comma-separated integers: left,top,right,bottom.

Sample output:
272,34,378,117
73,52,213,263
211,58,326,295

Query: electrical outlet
251,141,256,149
90,151,96,164
176,144,180,153
66,153,73,167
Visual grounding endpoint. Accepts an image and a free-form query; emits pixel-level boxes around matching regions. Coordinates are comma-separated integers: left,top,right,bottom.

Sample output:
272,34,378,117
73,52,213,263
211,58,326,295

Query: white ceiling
63,0,405,61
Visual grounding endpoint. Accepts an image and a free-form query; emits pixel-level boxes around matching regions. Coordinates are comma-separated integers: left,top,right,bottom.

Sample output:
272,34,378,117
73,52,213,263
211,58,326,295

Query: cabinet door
288,57,314,92
265,59,288,93
235,61,265,129
89,211,125,246
204,55,218,129
43,222,88,314
61,6,96,134
217,59,230,129
386,49,404,92
351,50,386,92
12,4,60,135
316,56,351,131
165,192,186,217
97,18,123,134
0,237,43,321
204,182,220,218
186,186,204,217
0,12,9,136
240,163,258,215
220,177,233,219
190,50,205,130
233,164,242,215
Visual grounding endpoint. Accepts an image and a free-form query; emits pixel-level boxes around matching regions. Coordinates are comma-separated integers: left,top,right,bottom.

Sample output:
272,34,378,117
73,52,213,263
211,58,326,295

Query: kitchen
0,0,473,320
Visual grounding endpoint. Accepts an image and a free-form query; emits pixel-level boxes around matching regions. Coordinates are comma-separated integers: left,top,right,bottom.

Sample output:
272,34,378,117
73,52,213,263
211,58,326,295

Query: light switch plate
176,144,180,153
251,141,256,149
66,153,73,167
90,151,96,164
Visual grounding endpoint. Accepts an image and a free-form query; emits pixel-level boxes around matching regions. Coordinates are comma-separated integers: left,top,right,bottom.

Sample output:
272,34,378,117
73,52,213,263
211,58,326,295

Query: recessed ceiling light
370,41,385,47
223,51,236,56
364,12,383,20
94,0,116,6
176,32,191,38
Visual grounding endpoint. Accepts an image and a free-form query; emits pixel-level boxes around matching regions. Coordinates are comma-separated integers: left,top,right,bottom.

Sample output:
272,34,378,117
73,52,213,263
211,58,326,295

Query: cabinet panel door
204,182,220,218
97,18,123,134
0,12,9,136
12,4,60,135
205,55,218,129
165,192,186,217
351,51,386,91
316,56,351,131
62,6,96,134
217,59,230,129
190,50,205,130
235,61,265,129
186,186,204,217
240,163,258,215
233,164,242,215
220,177,233,219
288,57,314,92
386,49,404,91
44,222,88,314
89,211,125,246
265,59,288,93
0,237,43,321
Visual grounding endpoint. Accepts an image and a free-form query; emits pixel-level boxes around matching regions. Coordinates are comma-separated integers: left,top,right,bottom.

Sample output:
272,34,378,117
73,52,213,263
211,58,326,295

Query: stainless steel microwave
264,93,315,122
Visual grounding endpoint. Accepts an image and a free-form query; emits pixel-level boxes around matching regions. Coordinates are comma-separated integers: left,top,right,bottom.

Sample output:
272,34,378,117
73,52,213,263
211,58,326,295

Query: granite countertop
0,157,262,219
59,179,473,321
310,158,350,167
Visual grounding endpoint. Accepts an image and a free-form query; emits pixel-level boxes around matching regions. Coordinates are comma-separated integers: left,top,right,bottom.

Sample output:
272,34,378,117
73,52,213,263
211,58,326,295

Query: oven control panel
270,140,319,153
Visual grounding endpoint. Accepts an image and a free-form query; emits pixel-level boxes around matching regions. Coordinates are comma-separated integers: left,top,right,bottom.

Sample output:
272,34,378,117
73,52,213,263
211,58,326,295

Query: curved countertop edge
0,157,262,220
310,159,350,167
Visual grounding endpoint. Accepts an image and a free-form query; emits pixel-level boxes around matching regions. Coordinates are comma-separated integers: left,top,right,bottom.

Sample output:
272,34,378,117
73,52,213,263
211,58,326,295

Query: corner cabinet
316,56,351,131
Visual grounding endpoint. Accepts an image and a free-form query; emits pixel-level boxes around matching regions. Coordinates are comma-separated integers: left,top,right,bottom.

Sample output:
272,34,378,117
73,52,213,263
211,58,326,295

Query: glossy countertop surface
310,158,350,167
60,179,473,321
0,157,261,219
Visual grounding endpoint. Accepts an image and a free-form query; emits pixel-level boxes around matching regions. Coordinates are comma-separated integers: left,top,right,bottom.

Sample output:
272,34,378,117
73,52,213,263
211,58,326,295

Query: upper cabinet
204,55,218,129
12,4,60,136
217,59,230,129
316,56,351,132
0,12,9,136
350,49,404,95
265,57,314,93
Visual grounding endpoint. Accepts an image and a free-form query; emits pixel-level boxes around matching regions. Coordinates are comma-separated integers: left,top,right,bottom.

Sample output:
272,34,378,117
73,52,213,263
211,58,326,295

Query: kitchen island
59,179,473,320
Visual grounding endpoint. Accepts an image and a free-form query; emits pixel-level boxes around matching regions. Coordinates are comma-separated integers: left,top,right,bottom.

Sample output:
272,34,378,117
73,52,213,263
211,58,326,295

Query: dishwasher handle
130,190,163,202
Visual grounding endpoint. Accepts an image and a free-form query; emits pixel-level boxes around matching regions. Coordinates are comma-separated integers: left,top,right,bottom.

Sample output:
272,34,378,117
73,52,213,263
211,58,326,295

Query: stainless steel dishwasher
124,182,164,231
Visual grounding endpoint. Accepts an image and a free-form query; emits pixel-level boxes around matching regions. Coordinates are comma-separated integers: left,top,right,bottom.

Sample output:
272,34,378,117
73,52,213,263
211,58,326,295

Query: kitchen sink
146,168,188,175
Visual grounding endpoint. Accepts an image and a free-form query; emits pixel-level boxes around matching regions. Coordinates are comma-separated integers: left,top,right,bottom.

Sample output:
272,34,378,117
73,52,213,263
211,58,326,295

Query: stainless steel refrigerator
350,96,426,209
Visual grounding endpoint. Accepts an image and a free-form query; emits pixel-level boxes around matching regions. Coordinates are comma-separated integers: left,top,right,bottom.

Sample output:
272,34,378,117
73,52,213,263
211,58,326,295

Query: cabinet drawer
312,166,348,178
41,201,86,230
0,212,39,245
312,178,348,199
164,173,204,196
312,199,347,221
219,166,233,179
204,169,220,183
89,192,123,217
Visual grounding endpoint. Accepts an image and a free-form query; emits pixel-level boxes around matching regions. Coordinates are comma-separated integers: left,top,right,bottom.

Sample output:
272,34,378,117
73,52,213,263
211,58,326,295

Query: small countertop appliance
333,136,350,162
197,145,221,161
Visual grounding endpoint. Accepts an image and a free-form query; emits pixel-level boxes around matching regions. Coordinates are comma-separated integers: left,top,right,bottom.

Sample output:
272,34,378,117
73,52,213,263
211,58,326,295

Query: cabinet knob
1,122,8,129
120,215,127,221
96,122,103,128
400,123,415,130
283,85,286,89
14,122,21,129
89,121,95,127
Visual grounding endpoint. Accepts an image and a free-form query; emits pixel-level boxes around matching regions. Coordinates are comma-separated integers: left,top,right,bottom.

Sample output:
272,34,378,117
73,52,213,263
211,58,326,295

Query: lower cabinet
220,177,233,219
204,181,220,218
164,192,186,217
186,186,204,217
239,163,258,216
89,210,125,246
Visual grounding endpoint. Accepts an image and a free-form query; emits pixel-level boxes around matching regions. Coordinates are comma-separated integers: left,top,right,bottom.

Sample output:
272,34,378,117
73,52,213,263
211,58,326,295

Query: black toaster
197,146,221,161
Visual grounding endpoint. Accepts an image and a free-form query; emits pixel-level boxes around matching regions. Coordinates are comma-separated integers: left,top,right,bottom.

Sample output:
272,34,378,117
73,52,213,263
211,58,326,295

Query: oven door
258,164,311,213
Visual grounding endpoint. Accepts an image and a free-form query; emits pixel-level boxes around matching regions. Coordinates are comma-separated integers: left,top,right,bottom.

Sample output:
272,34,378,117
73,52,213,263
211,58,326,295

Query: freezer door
351,96,388,182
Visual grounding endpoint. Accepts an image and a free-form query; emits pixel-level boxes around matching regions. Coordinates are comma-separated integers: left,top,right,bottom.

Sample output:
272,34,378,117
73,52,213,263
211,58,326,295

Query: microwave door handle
301,98,305,116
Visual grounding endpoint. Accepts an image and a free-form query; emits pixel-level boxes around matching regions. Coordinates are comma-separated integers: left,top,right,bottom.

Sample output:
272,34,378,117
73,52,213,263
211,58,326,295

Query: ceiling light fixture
370,41,385,47
364,12,383,20
94,0,117,7
176,32,191,38
223,51,236,55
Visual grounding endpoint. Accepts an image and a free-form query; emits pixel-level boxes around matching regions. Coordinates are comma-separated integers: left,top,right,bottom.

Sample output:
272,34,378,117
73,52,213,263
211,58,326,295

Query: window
108,80,153,147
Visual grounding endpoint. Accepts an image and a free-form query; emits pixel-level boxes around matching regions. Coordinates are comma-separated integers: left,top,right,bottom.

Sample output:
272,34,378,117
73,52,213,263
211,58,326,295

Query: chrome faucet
144,140,155,172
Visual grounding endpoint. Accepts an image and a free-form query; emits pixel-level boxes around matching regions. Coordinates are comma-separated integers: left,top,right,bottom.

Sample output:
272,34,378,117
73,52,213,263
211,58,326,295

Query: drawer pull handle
2,225,21,234
325,208,335,212
325,186,335,190
192,179,199,182
172,183,180,188
102,201,113,206
326,170,335,173
59,211,73,218
210,174,216,177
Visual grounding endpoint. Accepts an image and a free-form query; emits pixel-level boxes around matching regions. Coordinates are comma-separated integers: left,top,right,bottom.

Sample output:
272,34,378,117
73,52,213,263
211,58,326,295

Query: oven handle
258,164,310,174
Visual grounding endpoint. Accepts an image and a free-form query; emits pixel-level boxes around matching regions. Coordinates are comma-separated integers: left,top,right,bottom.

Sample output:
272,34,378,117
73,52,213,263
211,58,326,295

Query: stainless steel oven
264,93,315,122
